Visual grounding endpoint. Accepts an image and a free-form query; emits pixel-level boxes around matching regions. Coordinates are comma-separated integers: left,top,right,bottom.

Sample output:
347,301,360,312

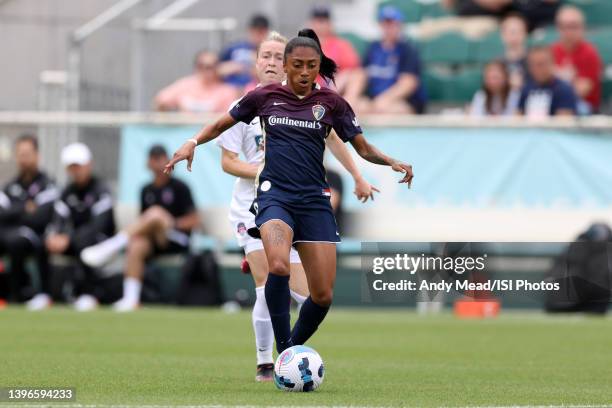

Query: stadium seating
528,26,558,47
420,32,472,65
567,0,612,27
472,32,504,64
419,0,451,20
338,32,370,61
588,29,612,65
378,0,422,23
424,67,481,103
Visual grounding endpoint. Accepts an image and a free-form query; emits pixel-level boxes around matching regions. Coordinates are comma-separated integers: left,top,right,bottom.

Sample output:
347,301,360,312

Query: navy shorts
249,198,340,244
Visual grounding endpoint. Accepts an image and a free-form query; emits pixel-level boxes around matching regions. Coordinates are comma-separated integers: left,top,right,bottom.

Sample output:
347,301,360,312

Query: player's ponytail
285,28,337,84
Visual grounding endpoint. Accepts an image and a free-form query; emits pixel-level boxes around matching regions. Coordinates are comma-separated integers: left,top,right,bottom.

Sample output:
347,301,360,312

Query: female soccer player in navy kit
165,29,413,353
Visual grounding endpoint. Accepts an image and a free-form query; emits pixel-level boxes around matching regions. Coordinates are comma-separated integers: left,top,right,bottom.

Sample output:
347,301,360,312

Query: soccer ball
274,345,325,392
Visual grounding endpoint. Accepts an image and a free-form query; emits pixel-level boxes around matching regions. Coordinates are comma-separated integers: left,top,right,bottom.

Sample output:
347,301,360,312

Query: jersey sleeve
216,99,246,154
332,96,363,142
229,88,262,124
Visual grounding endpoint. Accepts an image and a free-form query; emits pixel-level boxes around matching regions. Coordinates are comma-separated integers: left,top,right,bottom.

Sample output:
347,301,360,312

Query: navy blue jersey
229,83,362,203
219,40,256,87
518,78,577,116
363,39,427,111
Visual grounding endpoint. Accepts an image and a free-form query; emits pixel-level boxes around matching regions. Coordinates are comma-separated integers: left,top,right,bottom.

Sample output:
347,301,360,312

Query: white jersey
216,98,263,240
216,98,264,202
217,96,301,262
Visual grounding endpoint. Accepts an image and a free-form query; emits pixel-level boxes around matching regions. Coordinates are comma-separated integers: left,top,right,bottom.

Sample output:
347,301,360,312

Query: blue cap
378,5,404,22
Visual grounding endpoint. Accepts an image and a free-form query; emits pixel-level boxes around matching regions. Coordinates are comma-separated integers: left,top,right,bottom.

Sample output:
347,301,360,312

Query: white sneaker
112,297,139,313
26,293,52,311
80,242,119,268
73,294,99,312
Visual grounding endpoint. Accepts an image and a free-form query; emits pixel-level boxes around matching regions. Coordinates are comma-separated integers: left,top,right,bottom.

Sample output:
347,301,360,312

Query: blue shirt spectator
519,46,577,117
218,14,270,89
519,78,577,116
345,5,426,114
363,39,427,113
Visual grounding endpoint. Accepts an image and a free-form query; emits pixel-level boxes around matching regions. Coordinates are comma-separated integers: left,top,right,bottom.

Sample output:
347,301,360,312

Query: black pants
0,226,50,302
62,227,110,298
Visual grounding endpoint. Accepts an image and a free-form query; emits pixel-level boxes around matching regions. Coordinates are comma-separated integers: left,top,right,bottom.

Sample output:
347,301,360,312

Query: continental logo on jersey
268,116,322,129
312,104,325,121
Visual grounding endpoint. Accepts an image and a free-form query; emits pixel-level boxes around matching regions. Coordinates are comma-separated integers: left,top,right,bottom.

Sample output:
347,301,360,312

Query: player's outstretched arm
164,113,238,174
349,134,414,188
326,131,380,202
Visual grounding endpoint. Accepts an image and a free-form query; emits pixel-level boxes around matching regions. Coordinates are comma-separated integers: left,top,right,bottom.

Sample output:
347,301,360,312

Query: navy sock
265,273,293,353
290,296,330,346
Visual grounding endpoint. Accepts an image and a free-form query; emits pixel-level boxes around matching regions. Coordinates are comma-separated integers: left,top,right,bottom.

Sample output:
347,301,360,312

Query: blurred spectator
442,0,512,17
154,51,239,113
500,13,529,90
552,6,603,114
218,14,270,89
519,46,577,117
80,145,199,312
442,0,560,30
517,0,561,31
308,5,361,96
45,143,116,311
470,60,520,116
346,5,427,114
0,135,57,307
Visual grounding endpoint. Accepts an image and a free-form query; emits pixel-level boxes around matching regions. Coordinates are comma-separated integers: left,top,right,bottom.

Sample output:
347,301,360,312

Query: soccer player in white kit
216,31,377,381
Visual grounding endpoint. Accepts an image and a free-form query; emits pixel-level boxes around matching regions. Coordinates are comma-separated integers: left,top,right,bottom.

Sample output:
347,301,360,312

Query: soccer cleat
80,241,118,268
112,297,140,313
26,293,52,311
240,258,251,274
73,294,99,312
255,363,274,382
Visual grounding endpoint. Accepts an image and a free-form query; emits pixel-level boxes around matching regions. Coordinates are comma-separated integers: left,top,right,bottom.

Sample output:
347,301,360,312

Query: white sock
103,231,129,253
123,277,142,304
253,286,274,365
290,289,307,305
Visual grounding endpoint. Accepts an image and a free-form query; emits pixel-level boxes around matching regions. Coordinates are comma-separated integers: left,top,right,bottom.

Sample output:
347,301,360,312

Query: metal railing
2,111,612,130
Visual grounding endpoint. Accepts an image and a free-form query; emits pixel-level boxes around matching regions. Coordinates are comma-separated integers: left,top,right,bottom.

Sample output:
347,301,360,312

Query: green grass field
1,306,611,407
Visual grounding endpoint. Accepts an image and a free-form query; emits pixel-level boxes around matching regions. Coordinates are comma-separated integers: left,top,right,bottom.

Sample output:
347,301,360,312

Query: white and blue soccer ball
274,345,325,392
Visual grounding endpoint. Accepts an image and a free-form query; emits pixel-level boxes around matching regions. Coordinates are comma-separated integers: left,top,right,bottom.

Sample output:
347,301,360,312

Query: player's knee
127,236,150,256
268,259,290,277
310,288,333,307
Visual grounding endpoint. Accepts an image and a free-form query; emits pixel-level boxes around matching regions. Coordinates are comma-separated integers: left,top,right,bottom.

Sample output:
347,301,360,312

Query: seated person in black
45,143,116,311
80,145,200,312
0,134,58,307
443,0,560,30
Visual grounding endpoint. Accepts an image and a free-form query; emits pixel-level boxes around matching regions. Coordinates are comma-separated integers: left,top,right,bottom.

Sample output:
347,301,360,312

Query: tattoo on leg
266,223,287,246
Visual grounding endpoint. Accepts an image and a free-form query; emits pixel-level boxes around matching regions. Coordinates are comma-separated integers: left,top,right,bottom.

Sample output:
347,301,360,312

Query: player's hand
391,162,413,188
353,177,380,203
164,141,196,174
